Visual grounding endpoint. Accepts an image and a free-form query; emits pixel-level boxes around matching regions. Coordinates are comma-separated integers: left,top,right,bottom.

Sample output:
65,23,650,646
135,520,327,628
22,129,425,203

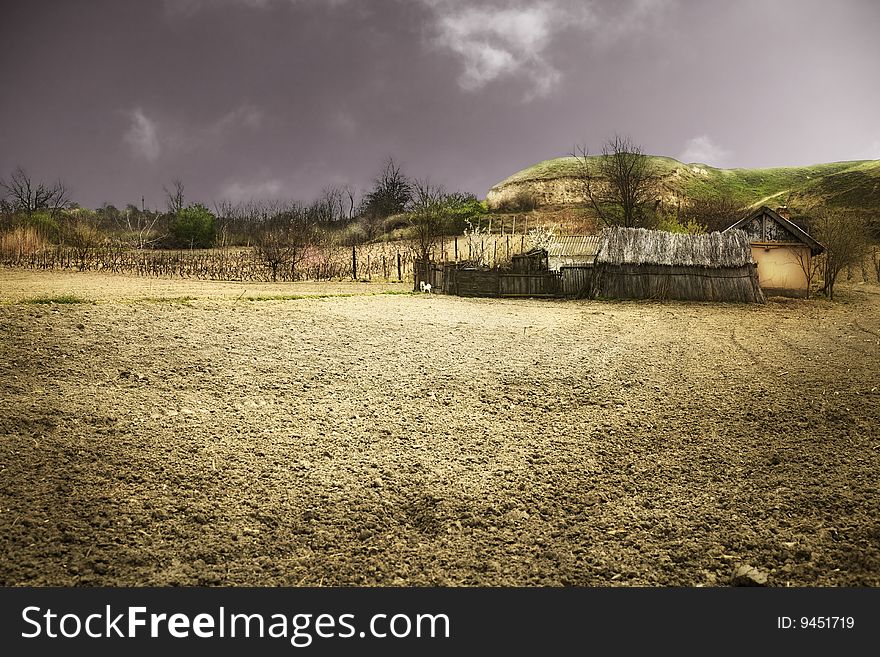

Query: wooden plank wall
446,268,562,297
560,266,593,298
591,264,764,302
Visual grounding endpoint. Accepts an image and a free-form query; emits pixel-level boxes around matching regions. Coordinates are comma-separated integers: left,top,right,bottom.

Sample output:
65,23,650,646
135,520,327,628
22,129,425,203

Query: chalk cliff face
486,176,585,209
486,156,880,214
486,173,684,210
486,157,697,210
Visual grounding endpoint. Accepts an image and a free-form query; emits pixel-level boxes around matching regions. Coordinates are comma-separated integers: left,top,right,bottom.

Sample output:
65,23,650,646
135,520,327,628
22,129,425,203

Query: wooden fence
0,243,416,283
415,260,567,298
559,266,593,298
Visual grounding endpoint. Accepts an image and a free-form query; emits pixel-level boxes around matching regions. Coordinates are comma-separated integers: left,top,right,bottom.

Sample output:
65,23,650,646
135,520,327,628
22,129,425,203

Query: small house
725,206,824,297
590,227,764,302
546,235,602,270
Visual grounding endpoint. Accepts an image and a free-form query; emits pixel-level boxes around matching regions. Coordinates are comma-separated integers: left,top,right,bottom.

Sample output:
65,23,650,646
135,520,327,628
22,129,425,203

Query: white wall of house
548,255,595,271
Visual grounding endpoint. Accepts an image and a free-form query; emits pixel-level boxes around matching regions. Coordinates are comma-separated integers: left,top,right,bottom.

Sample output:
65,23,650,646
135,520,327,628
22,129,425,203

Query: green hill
487,156,880,216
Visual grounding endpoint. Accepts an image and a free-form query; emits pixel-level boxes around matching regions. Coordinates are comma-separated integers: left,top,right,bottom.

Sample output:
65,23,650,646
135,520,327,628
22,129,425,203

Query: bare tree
60,212,103,269
363,157,412,220
114,204,161,250
791,247,822,299
810,208,870,300
679,195,746,233
408,179,446,281
342,183,357,221
164,178,185,215
0,167,70,215
254,202,318,282
213,199,244,248
320,185,354,224
573,136,660,228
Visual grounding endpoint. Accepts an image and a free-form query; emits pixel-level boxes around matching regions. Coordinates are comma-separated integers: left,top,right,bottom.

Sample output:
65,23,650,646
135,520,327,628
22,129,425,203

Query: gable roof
547,235,602,258
726,206,825,255
595,227,755,268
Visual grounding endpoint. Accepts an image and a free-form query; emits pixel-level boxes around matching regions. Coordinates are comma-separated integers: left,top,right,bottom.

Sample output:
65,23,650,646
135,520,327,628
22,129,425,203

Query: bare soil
1,270,878,586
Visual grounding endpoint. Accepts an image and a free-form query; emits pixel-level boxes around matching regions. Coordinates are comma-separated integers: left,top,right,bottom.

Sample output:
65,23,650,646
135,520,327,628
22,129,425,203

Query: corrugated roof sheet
547,235,602,257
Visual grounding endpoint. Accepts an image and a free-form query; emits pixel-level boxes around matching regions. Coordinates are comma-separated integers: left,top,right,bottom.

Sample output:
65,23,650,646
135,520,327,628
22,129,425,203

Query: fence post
454,236,458,261
352,245,357,280
383,255,387,279
493,240,497,266
397,251,402,281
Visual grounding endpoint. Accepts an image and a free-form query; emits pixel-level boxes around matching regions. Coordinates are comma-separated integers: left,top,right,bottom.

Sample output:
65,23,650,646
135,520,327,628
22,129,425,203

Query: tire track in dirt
2,281,879,586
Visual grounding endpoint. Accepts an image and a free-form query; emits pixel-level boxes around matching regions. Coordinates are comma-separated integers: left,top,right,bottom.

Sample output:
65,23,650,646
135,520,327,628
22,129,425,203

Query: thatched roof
595,227,755,268
547,235,602,258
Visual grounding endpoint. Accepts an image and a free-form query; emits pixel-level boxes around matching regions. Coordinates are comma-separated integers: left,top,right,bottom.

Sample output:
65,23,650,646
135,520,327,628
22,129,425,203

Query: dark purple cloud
1,0,878,209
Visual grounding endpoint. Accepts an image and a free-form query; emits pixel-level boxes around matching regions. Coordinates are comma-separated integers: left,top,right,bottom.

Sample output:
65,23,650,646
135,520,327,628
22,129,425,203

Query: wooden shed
547,235,602,270
725,206,824,297
590,227,765,302
511,248,549,273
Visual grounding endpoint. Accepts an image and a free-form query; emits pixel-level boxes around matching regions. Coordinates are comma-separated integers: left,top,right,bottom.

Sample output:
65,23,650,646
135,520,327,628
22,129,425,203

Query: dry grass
0,226,50,256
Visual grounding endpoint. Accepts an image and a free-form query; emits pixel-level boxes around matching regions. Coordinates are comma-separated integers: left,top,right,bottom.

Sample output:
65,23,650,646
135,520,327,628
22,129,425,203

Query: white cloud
122,103,262,162
208,103,264,138
423,0,670,99
428,2,563,97
123,108,161,162
220,178,284,202
592,0,672,46
678,135,731,167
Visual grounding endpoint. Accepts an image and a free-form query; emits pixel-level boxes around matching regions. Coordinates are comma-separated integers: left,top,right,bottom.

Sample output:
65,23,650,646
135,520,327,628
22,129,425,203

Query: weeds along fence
0,233,541,282
0,242,417,282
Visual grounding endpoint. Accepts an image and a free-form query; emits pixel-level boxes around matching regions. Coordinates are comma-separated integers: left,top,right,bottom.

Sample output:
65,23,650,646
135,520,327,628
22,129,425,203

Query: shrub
656,214,706,234
21,211,61,242
497,190,539,213
442,194,486,233
169,204,216,248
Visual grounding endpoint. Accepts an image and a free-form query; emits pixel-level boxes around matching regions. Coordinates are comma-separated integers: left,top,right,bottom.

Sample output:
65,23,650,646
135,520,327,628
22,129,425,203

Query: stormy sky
2,0,879,210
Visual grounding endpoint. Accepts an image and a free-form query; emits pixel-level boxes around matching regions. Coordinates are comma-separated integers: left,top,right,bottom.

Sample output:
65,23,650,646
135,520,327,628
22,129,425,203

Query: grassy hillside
489,156,880,214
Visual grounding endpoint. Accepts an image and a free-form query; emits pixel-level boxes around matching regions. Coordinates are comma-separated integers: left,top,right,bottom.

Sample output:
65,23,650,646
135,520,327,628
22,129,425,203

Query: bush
21,211,61,242
656,214,706,234
334,222,368,247
496,190,538,213
442,194,486,233
382,213,410,233
169,204,216,248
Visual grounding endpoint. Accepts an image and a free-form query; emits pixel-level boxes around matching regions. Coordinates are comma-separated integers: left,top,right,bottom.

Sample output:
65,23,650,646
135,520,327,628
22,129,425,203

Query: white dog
419,281,432,293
